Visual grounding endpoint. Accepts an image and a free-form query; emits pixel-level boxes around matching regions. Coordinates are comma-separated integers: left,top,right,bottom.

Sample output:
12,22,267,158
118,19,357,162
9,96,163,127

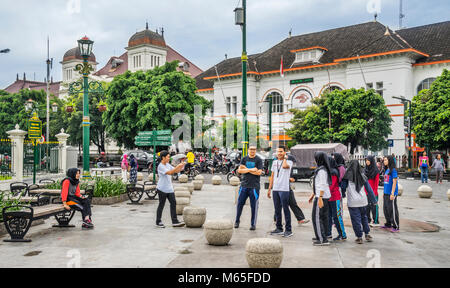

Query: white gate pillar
7,124,27,182
56,129,70,174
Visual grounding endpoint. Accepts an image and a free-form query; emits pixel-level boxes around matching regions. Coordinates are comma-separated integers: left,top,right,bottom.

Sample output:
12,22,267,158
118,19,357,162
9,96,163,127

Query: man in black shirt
235,146,263,230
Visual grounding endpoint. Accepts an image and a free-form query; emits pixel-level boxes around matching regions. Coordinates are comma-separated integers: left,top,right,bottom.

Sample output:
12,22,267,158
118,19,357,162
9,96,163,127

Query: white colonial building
196,20,450,156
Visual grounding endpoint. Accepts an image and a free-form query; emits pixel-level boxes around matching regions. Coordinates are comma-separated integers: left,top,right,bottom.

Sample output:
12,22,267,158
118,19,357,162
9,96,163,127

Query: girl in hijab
61,168,93,229
342,160,373,244
327,156,347,242
364,156,380,226
382,155,399,232
308,152,332,246
129,154,138,184
121,154,129,183
332,152,346,184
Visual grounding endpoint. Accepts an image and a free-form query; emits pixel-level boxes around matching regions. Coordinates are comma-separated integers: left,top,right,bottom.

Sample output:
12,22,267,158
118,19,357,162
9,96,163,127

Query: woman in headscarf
121,154,129,183
364,155,380,226
342,160,372,244
129,154,138,184
61,168,93,229
332,152,346,184
308,152,332,246
327,156,347,242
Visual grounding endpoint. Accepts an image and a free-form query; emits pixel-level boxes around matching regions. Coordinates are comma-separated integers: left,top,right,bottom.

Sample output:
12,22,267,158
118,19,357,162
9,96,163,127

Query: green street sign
28,117,42,140
135,135,172,142
154,141,172,146
138,130,171,136
135,141,172,147
290,78,314,85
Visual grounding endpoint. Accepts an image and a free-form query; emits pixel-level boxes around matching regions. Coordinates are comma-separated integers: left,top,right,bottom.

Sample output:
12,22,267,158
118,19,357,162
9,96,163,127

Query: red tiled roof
166,45,203,78
4,80,61,98
94,52,129,78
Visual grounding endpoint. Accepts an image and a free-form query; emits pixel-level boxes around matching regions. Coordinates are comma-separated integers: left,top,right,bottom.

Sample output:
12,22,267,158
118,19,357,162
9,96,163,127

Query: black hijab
343,160,365,193
329,156,340,179
62,168,80,186
314,151,332,185
333,152,345,167
129,154,137,167
364,155,379,180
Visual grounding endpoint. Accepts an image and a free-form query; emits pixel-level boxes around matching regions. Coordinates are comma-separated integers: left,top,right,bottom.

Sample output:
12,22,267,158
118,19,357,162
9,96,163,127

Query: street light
69,36,104,178
264,94,273,176
234,0,248,157
51,102,58,113
392,96,412,171
25,99,34,112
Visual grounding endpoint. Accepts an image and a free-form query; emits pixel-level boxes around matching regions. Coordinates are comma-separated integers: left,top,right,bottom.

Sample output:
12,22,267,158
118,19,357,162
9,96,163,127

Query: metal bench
126,182,157,205
2,204,76,242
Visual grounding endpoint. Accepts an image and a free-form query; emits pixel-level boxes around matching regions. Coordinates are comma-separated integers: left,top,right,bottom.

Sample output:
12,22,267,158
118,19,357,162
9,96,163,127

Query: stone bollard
176,197,190,215
418,185,432,199
179,174,189,183
447,189,450,201
230,176,240,186
246,238,283,268
212,175,222,185
204,219,233,246
194,174,205,184
398,183,403,196
235,186,249,205
193,180,203,190
137,172,144,182
186,182,194,194
183,207,207,228
174,187,191,199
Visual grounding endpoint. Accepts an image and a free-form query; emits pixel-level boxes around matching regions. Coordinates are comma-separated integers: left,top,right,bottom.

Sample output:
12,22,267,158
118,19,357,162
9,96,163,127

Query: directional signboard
28,114,42,140
138,130,171,136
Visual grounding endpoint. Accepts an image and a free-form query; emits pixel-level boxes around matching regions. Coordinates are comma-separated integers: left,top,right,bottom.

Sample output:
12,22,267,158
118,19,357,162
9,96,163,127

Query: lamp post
69,36,103,178
264,94,273,176
392,96,412,171
24,99,41,184
235,1,248,157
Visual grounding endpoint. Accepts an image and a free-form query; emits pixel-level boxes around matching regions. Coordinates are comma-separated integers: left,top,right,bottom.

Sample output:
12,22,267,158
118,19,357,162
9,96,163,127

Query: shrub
0,192,28,222
43,177,125,198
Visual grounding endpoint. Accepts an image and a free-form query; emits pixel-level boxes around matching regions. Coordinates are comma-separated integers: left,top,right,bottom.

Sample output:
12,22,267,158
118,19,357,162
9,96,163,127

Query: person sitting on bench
61,168,93,229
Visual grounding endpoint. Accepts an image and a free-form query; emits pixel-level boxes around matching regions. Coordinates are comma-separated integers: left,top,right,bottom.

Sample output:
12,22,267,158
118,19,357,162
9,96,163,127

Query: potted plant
65,99,76,113
97,100,107,112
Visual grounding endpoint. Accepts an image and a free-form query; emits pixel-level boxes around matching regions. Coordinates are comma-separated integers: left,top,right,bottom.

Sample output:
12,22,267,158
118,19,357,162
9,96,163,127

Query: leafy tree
103,61,211,148
287,88,392,154
411,69,450,151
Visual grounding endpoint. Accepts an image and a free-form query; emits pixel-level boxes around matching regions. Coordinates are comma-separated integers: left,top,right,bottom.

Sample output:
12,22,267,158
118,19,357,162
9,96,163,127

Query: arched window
269,92,284,113
417,78,436,94
322,85,342,95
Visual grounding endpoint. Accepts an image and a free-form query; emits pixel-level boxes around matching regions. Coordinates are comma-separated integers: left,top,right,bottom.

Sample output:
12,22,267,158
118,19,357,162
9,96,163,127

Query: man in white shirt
267,146,294,238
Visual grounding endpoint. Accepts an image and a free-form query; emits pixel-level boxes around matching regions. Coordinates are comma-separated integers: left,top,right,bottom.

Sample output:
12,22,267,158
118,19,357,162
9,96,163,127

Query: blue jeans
273,190,291,232
421,166,428,183
348,206,370,238
235,187,260,227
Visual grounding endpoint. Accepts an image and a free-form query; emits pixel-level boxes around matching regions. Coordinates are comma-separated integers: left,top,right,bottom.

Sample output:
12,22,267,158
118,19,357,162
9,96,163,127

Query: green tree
103,61,211,148
287,88,392,154
411,69,450,151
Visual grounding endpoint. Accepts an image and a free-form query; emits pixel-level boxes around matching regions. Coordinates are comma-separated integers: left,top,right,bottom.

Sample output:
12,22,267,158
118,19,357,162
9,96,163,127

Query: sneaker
390,228,400,233
156,222,165,228
355,238,363,244
234,222,239,229
173,221,185,227
270,229,284,235
380,225,391,230
82,220,93,228
313,240,330,246
82,222,93,229
283,231,294,238
298,219,310,225
249,226,256,231
372,222,380,227
365,234,373,242
333,236,344,242
342,236,347,241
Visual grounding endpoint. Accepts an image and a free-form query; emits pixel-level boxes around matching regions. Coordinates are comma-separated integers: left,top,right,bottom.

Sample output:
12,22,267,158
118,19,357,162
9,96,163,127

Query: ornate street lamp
51,102,58,113
69,36,104,178
25,98,34,112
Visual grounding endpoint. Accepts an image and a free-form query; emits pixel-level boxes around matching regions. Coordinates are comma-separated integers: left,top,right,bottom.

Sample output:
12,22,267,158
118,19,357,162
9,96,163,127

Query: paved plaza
0,175,449,268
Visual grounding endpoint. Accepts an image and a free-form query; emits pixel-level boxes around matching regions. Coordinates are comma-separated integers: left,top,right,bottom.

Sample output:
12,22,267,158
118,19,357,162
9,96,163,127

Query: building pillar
56,128,70,174
7,124,27,182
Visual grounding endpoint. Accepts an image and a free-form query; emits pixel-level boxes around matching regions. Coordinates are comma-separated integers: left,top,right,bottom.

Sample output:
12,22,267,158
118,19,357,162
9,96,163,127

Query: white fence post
7,124,27,182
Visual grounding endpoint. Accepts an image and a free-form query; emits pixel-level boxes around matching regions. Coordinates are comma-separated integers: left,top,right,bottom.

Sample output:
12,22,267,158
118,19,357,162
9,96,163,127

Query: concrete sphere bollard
212,175,222,185
176,197,191,215
246,238,283,268
186,182,194,194
194,174,205,184
137,172,144,181
183,207,207,228
398,183,403,196
175,190,191,199
235,186,249,205
447,189,450,201
230,176,240,186
204,219,233,246
179,174,189,183
417,185,432,199
193,180,203,190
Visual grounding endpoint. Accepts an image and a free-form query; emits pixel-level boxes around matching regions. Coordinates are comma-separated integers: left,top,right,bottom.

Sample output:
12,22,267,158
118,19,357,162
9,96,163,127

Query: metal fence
23,140,59,176
0,139,12,178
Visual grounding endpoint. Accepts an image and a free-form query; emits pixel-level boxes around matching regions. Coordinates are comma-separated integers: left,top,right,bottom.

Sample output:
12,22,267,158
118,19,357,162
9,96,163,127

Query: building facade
196,21,450,156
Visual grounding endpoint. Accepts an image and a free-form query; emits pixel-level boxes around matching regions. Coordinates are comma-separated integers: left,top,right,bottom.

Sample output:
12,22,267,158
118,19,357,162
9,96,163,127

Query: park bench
126,182,157,204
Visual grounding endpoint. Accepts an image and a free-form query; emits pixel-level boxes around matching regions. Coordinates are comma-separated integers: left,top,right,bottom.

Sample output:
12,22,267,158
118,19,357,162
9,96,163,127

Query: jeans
421,166,428,183
273,189,305,222
273,191,291,232
312,197,329,242
236,187,260,227
156,191,179,224
328,199,347,238
348,206,370,238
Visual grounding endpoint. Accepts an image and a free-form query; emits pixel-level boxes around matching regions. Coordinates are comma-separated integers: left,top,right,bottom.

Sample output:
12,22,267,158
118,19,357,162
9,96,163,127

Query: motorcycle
226,163,242,183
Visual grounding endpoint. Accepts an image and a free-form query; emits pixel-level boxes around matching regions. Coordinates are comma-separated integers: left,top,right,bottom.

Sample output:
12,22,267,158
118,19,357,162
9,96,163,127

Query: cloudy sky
0,0,448,88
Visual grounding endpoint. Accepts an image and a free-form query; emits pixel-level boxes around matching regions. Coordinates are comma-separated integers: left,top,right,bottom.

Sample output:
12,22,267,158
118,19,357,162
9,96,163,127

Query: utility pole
46,37,53,171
